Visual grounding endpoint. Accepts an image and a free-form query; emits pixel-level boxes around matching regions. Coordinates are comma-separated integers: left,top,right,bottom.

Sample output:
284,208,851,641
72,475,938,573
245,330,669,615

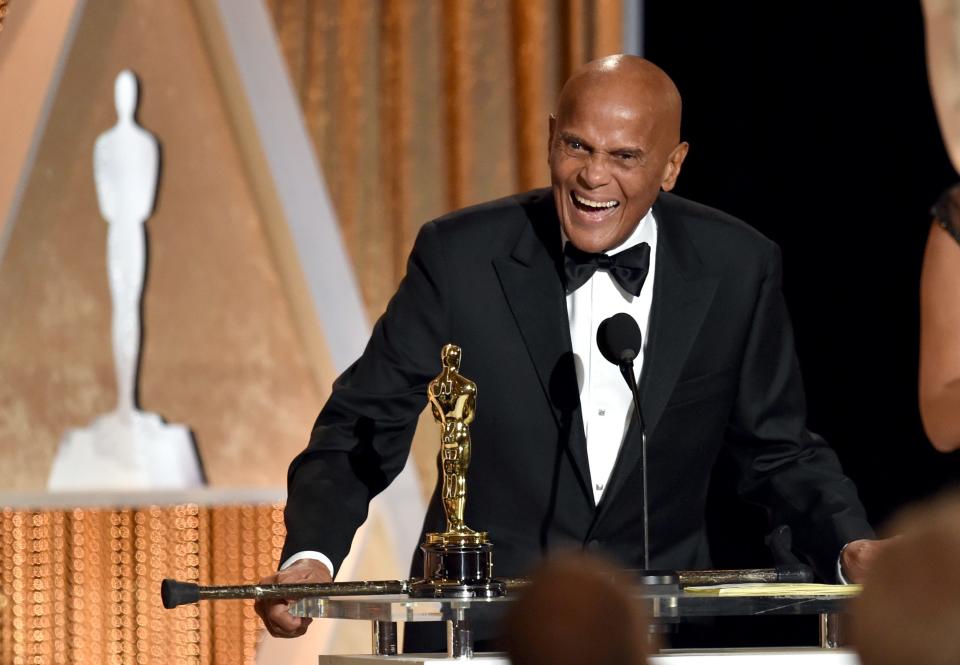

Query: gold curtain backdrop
265,0,623,320
0,498,284,665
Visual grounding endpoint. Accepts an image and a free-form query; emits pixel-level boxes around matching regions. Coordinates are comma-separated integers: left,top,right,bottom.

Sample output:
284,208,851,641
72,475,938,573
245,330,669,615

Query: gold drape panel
266,0,622,319
0,503,284,665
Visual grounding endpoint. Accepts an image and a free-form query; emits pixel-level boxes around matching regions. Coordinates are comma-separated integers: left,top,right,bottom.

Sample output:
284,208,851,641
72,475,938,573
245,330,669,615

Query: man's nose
578,153,611,187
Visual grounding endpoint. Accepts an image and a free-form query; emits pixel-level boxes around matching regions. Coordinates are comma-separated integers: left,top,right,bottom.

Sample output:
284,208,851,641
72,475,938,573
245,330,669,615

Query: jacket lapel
492,196,593,504
638,202,719,439
590,194,719,528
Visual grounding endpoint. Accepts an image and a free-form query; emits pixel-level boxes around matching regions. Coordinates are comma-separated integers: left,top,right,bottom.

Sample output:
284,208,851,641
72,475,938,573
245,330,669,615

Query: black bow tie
563,241,651,297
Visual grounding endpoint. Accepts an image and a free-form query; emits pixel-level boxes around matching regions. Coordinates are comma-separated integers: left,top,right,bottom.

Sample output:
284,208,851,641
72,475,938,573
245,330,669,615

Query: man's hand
255,558,332,638
841,538,895,583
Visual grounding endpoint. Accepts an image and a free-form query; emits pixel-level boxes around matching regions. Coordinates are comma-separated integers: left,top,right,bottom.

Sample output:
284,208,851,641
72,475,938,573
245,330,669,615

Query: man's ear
660,141,689,192
547,114,557,161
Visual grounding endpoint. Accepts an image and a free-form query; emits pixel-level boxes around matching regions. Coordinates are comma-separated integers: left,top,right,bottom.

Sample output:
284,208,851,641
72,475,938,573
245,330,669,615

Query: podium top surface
290,590,849,623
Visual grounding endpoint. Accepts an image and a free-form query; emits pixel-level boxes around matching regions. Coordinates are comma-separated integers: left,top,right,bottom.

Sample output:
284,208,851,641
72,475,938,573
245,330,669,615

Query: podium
292,589,859,663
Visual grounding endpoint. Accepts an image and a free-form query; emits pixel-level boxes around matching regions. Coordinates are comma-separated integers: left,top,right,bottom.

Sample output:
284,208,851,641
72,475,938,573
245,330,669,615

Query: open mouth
570,191,620,214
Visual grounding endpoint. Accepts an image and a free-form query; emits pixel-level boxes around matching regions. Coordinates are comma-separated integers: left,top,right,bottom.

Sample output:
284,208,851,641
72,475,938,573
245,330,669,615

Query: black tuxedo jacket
282,188,873,581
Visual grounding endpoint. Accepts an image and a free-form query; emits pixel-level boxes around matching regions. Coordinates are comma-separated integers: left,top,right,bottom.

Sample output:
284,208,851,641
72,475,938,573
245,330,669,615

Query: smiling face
549,56,688,253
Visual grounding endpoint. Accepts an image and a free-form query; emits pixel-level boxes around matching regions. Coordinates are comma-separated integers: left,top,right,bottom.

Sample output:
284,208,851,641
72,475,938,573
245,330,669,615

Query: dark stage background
645,0,960,645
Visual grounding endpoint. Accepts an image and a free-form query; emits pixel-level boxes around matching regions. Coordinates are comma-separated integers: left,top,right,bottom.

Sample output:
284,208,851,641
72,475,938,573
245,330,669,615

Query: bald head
548,55,688,253
557,55,683,143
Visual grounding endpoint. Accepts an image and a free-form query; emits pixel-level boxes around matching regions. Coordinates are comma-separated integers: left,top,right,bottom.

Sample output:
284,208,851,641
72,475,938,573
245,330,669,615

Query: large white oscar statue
48,70,205,491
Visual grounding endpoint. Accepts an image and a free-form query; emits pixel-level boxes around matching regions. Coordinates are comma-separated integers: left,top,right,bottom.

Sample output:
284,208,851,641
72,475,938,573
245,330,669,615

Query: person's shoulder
654,191,778,261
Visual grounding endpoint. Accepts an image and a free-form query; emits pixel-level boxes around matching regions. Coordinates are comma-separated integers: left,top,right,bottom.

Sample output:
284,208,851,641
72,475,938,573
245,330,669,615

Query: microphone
597,313,650,570
597,312,644,403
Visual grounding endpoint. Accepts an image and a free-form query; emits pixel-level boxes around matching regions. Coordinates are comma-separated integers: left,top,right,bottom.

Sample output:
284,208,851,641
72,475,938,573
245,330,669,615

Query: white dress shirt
565,209,657,505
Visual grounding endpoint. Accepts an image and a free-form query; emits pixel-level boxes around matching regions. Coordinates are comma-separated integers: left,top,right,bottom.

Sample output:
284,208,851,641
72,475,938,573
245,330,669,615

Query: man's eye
616,153,638,162
566,140,585,151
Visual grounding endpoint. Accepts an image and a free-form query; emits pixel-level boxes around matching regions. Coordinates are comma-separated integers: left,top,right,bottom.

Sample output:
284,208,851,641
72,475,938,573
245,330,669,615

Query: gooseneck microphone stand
597,312,650,570
620,345,649,570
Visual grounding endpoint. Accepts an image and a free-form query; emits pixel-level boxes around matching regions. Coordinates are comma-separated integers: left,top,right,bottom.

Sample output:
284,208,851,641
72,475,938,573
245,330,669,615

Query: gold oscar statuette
409,344,504,598
426,343,486,546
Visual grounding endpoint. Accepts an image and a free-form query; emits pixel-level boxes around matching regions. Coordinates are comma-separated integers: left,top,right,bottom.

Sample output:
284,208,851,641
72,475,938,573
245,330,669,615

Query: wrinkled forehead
561,89,655,121
560,72,677,121
556,84,679,147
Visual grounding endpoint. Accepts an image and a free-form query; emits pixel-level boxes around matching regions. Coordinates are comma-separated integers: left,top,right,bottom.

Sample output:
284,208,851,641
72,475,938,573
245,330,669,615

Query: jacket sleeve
281,221,449,571
724,243,874,581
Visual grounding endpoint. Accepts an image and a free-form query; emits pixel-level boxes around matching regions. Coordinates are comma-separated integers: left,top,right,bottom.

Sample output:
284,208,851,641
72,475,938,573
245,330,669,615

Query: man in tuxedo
258,55,884,639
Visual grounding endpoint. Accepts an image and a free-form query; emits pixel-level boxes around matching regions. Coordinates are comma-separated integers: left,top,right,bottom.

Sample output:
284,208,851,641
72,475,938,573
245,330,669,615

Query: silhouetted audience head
503,552,650,665
851,490,960,665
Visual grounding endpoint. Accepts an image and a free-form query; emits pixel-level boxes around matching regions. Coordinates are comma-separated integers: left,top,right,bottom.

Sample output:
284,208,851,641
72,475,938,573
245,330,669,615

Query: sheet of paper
683,583,862,597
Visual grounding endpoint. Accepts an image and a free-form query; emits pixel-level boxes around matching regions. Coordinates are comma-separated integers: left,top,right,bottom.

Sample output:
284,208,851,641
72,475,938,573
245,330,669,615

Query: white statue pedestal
49,410,204,490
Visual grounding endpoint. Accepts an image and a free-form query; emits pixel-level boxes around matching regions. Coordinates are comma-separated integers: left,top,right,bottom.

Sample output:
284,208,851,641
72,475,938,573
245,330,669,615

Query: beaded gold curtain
265,0,623,320
0,502,284,665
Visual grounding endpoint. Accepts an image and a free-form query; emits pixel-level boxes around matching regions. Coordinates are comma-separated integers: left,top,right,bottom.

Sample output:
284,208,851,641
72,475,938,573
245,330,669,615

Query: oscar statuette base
408,541,506,599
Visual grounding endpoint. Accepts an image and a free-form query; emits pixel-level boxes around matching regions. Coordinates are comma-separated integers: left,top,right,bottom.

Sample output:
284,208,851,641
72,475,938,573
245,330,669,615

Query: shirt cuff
280,550,335,578
836,543,850,584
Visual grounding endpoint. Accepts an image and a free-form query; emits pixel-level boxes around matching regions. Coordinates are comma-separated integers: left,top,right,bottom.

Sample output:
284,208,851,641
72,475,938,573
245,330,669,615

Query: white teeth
573,192,618,209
